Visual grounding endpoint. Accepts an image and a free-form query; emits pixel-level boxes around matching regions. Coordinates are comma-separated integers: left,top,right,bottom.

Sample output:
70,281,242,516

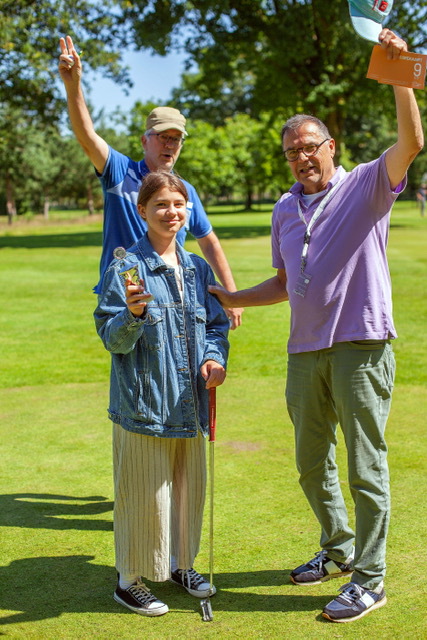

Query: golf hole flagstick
200,387,216,622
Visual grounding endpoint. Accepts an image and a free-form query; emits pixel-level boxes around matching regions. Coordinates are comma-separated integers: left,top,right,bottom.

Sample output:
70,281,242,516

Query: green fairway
0,201,426,639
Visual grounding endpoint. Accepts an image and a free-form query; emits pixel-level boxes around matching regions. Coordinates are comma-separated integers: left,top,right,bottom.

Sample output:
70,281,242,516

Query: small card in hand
366,45,426,89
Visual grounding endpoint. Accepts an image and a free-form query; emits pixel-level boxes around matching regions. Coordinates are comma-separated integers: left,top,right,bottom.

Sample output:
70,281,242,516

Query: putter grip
209,387,216,442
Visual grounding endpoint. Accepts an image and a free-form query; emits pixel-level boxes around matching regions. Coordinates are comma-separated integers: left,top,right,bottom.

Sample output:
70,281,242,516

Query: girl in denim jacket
94,172,229,616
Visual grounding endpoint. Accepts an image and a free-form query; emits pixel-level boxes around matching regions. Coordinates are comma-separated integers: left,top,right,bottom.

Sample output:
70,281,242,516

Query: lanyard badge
294,271,312,298
292,179,343,298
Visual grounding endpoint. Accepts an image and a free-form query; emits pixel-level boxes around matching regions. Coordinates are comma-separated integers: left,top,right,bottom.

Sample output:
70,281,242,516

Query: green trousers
286,341,395,589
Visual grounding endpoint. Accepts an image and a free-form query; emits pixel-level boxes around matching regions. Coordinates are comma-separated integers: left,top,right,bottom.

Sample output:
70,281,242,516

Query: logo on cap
348,0,393,42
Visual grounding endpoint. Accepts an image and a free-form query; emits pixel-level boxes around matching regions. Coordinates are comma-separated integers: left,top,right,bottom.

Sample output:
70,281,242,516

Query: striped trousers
113,424,206,582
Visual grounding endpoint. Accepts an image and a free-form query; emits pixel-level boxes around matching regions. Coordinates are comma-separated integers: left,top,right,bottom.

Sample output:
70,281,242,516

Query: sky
84,49,189,115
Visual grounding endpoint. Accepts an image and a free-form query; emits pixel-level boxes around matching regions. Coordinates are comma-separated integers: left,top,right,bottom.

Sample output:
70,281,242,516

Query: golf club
200,387,216,622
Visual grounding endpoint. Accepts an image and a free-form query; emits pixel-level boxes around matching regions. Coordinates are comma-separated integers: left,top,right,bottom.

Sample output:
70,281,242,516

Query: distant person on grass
94,171,229,616
209,29,423,623
416,183,426,217
58,35,243,329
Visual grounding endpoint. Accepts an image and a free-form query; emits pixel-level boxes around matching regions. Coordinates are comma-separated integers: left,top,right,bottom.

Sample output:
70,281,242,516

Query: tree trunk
43,197,50,220
6,172,17,226
245,185,253,211
87,182,95,215
325,110,343,164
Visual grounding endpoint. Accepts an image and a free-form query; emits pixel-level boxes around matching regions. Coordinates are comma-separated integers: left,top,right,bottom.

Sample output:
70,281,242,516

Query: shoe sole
291,570,353,586
322,595,387,623
169,578,216,598
113,592,169,616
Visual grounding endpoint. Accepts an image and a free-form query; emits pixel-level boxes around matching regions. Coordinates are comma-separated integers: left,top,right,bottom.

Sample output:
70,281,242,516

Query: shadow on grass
0,224,272,249
213,224,272,240
0,493,113,531
0,556,332,627
0,231,103,250
389,223,414,229
0,494,333,625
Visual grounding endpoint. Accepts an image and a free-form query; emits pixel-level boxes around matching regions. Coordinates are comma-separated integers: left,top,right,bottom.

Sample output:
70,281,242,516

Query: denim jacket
94,234,229,438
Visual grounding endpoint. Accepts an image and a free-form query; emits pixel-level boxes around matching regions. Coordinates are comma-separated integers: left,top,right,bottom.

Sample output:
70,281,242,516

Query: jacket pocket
143,307,164,351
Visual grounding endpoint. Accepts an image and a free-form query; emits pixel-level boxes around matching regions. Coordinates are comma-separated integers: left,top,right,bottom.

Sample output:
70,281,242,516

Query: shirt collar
133,233,195,272
139,159,150,176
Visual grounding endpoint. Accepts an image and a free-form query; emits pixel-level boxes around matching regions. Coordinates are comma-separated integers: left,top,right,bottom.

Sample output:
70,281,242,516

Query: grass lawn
0,201,426,639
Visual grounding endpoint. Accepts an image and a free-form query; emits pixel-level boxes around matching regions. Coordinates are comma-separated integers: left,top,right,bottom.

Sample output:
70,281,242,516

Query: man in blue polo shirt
58,35,243,329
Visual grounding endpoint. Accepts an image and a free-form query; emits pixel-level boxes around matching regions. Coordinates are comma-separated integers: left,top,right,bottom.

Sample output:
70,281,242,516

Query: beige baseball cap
146,107,188,135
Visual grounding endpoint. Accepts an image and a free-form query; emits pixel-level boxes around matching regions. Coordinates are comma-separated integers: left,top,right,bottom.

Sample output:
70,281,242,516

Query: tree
0,0,130,219
20,126,63,218
124,0,427,159
0,105,22,223
126,100,290,207
170,66,258,127
220,113,290,208
54,136,103,215
0,0,130,118
173,120,232,205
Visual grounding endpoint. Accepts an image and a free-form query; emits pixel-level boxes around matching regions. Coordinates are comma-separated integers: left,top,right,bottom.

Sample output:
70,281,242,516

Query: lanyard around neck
297,178,343,272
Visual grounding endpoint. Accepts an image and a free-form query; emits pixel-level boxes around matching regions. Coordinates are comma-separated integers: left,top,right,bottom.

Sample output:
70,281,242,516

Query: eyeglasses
147,133,184,147
283,138,330,162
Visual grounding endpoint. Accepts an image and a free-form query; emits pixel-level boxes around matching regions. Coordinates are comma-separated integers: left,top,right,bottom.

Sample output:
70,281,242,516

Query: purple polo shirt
271,153,406,354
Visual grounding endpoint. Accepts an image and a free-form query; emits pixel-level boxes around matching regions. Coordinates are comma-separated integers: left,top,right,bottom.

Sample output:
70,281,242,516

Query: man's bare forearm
209,273,288,308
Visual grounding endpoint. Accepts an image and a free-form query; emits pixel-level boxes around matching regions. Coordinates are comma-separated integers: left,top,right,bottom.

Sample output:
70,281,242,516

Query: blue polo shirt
94,147,212,293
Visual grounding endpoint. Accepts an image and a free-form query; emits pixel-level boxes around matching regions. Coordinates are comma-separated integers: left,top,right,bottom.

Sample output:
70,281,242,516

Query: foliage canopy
1,0,426,217
122,0,427,148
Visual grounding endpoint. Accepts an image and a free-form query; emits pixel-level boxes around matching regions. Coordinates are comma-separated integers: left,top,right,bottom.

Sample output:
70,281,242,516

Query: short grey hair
281,115,331,141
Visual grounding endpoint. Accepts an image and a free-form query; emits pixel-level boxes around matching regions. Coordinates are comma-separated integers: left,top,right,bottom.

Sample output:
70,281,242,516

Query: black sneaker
114,579,169,616
322,581,387,623
170,568,216,598
291,549,353,585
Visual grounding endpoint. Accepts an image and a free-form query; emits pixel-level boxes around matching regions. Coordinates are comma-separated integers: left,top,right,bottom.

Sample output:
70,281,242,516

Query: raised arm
379,30,424,189
58,36,109,174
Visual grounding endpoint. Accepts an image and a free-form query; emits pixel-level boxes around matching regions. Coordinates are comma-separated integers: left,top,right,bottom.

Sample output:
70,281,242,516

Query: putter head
200,597,213,622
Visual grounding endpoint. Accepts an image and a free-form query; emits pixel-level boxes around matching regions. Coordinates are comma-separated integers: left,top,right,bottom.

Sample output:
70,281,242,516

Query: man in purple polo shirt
209,29,423,623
